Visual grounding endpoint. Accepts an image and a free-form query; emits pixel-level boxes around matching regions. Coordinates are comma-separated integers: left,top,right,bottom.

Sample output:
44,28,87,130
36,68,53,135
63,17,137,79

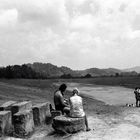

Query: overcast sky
0,0,140,70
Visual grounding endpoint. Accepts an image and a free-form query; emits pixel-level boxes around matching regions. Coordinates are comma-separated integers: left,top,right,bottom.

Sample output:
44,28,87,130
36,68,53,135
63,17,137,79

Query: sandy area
4,109,140,140
65,82,135,105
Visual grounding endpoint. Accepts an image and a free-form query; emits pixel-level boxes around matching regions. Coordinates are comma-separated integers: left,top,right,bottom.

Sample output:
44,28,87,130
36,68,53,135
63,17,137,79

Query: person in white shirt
69,88,91,131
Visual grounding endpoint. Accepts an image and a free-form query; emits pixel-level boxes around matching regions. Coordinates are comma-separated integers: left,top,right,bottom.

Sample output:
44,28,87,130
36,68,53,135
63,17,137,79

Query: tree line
0,65,92,79
0,65,46,79
0,64,139,79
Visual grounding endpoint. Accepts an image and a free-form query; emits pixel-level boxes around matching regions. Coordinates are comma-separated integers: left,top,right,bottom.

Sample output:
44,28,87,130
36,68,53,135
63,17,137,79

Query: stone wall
0,101,51,138
0,100,86,138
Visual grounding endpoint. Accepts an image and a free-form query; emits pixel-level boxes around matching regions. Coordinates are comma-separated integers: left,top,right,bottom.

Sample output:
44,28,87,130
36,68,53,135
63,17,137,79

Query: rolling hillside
27,62,122,77
123,66,140,73
27,62,80,77
1,62,138,78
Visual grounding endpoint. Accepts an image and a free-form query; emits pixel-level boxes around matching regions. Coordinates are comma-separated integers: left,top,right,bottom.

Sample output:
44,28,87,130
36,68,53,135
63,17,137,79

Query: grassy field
1,76,140,89
60,76,140,89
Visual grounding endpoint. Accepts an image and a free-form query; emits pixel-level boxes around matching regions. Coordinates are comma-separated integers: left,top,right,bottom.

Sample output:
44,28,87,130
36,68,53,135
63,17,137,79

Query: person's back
69,94,85,118
69,88,91,131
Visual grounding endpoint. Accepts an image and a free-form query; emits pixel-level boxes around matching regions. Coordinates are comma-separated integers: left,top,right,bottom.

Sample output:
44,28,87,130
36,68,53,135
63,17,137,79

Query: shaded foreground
0,79,140,139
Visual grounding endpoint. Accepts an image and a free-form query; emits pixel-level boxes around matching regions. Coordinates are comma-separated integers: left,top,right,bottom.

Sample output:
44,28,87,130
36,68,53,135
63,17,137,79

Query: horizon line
0,62,140,71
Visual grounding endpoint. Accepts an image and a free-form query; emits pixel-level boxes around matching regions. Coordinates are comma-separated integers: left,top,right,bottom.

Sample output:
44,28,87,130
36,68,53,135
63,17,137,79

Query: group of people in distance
54,83,91,132
134,87,140,107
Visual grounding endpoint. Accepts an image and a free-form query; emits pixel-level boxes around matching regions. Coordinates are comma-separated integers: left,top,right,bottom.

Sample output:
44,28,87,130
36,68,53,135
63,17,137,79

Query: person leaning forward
54,84,70,114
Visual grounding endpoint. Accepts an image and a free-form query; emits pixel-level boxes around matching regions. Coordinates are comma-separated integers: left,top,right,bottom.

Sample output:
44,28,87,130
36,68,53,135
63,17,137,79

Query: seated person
54,84,70,114
69,88,91,131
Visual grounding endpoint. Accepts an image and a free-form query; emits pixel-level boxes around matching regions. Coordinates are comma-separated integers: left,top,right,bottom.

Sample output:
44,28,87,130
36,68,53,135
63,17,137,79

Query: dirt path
68,107,140,140
5,109,140,140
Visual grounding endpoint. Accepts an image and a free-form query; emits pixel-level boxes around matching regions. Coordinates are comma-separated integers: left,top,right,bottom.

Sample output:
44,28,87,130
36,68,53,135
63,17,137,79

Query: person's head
59,84,67,92
72,88,80,96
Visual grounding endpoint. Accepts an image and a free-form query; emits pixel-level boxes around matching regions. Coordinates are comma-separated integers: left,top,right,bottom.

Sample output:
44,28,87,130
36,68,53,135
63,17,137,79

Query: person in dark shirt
134,87,140,107
54,84,70,114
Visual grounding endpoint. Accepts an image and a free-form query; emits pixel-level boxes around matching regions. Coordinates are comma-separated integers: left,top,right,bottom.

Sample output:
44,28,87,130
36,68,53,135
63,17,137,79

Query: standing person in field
69,88,91,131
134,87,140,107
54,84,70,114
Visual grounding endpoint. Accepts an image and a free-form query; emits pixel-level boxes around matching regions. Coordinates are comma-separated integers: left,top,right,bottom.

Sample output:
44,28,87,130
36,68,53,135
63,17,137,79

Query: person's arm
134,90,137,94
69,98,72,108
64,98,69,105
59,94,69,107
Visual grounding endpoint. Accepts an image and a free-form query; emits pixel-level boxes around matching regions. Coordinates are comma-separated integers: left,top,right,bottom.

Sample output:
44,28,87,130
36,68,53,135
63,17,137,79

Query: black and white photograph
0,0,140,139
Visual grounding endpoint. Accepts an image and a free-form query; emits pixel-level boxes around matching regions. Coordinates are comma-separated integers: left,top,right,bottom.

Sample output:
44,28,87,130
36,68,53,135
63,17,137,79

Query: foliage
60,74,73,79
0,63,139,79
84,73,92,78
0,64,47,79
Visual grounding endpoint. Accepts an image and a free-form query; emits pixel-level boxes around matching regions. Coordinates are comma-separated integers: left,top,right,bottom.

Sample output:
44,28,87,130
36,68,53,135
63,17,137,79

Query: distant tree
21,64,38,79
120,71,138,77
0,67,6,78
84,73,92,78
5,66,13,79
12,65,22,78
60,74,72,79
115,73,119,77
0,63,50,79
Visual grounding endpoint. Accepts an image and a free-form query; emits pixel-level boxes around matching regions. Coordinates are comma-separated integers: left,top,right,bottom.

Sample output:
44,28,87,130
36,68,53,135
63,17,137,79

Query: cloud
0,0,140,69
0,9,18,27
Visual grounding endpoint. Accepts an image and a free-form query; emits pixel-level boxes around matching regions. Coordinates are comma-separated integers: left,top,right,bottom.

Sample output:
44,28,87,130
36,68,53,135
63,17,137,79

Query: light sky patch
0,0,140,69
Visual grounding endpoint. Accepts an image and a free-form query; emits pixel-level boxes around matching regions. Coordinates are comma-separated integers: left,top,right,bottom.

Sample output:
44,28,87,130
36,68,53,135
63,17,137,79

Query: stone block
51,110,62,118
11,101,32,116
0,111,12,136
32,102,51,126
13,110,34,137
0,101,17,111
48,110,62,124
52,116,85,133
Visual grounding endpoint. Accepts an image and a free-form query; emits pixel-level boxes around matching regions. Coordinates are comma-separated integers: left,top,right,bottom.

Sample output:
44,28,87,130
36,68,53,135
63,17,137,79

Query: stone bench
0,111,12,136
52,116,85,133
13,110,34,137
49,110,62,124
11,101,32,116
32,102,51,126
0,101,17,111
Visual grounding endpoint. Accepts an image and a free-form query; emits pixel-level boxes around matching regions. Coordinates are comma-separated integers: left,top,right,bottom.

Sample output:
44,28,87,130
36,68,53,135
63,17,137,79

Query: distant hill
27,62,122,77
78,68,121,77
27,62,80,77
123,66,140,73
0,62,139,79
